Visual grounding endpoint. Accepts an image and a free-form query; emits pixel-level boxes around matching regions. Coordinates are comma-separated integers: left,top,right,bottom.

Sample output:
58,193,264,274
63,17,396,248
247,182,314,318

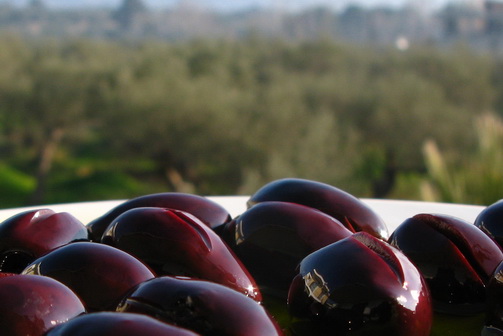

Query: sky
9,0,462,11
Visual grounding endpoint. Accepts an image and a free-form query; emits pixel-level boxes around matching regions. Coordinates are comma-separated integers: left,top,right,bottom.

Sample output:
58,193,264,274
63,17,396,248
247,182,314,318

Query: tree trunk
28,128,65,205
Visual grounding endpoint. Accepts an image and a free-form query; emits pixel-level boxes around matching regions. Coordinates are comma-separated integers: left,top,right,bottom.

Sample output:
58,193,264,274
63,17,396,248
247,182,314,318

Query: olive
0,209,89,273
248,178,388,240
287,232,432,336
389,213,503,315
117,276,283,336
475,199,503,249
45,312,200,336
0,273,86,336
220,201,352,297
22,241,155,312
87,192,232,241
101,207,261,301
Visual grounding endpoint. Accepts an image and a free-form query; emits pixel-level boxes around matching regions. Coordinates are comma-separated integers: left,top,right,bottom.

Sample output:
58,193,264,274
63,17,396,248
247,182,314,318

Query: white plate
0,197,485,234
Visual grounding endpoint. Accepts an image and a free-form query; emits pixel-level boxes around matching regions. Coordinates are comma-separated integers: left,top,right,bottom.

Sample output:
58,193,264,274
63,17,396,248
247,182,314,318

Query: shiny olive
482,326,503,335
475,199,503,249
0,209,89,273
248,178,388,240
45,312,200,336
389,213,503,315
87,192,232,241
0,273,86,336
288,232,432,336
22,241,155,312
484,260,503,331
101,207,261,302
220,201,353,297
117,276,283,336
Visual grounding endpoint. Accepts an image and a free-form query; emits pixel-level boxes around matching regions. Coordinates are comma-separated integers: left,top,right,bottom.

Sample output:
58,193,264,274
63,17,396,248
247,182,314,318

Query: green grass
0,164,35,207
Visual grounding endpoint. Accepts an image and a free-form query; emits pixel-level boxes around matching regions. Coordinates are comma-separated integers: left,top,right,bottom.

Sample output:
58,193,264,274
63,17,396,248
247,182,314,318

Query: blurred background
0,0,502,207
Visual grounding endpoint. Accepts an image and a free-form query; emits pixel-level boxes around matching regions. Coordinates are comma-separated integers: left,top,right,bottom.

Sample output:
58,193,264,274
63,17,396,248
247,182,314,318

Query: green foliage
0,164,35,207
45,169,147,204
0,35,501,206
422,113,503,205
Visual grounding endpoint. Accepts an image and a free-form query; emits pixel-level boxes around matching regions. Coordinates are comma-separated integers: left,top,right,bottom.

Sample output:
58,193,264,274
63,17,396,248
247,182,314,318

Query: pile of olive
0,177,502,336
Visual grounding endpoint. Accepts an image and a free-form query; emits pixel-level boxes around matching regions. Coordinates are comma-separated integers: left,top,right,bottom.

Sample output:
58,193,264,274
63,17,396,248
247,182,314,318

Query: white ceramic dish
0,197,485,234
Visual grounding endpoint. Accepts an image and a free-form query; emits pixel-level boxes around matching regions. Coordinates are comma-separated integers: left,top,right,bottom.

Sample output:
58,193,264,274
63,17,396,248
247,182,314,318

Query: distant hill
10,0,170,9
7,0,314,10
6,0,446,11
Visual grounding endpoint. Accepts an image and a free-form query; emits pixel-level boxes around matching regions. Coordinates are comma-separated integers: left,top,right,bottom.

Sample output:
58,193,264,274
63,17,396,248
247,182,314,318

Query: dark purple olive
287,232,432,336
389,213,503,315
21,241,155,312
101,207,261,302
475,199,503,249
45,312,200,336
117,276,283,336
0,273,86,336
87,192,232,241
484,260,503,331
482,325,503,335
220,201,353,297
248,178,388,240
0,209,89,273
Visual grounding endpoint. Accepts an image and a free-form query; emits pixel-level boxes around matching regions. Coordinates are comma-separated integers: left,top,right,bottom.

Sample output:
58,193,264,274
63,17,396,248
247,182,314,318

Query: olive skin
220,201,353,297
389,213,503,315
0,209,89,273
0,273,86,336
482,326,503,335
87,192,231,241
117,276,283,336
21,242,155,312
247,178,388,240
287,232,432,336
485,260,503,331
475,199,503,249
45,312,200,336
101,207,261,302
